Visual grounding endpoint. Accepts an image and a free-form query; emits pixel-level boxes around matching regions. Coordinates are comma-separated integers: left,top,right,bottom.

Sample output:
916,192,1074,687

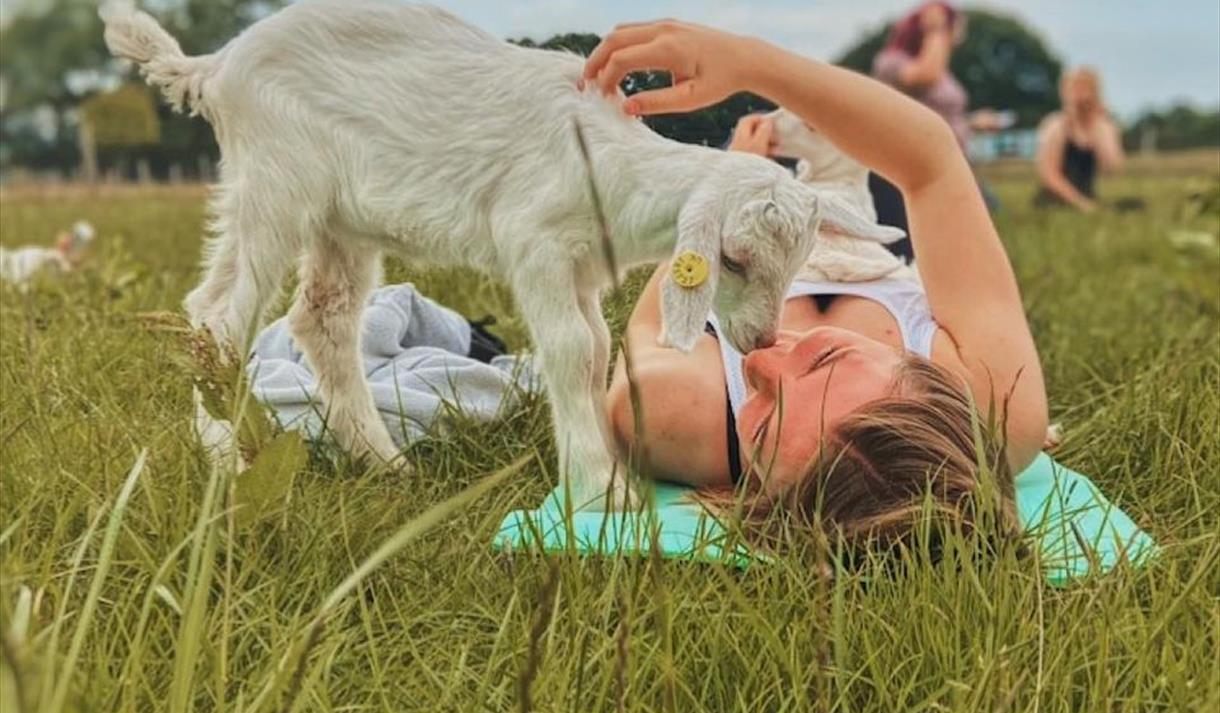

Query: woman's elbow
606,375,641,454
893,117,965,194
1007,388,1050,473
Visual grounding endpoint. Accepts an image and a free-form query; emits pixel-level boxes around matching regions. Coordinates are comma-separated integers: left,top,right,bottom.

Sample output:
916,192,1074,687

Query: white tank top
708,278,940,419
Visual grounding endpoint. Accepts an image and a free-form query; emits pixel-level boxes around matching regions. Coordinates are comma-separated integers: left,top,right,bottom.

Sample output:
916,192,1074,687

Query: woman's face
736,327,903,492
1062,75,1100,115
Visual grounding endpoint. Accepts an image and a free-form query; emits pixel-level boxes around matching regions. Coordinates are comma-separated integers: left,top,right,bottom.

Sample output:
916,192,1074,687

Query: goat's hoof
350,434,409,474
368,448,410,474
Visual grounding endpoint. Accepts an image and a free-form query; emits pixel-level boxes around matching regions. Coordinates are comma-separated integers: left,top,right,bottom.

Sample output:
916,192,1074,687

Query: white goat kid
767,109,917,283
0,221,96,290
101,0,902,507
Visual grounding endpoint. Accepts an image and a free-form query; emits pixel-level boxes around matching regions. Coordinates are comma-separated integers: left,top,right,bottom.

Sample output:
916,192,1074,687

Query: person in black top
1034,67,1126,212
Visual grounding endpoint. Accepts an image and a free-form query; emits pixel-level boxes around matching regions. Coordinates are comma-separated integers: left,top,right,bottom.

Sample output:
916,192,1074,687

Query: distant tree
77,83,161,180
79,84,160,148
512,32,601,57
837,9,1063,128
0,0,109,116
0,0,112,172
1123,104,1220,152
0,0,285,177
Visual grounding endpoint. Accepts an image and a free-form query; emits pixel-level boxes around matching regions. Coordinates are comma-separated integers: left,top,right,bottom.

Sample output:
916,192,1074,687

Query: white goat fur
101,0,902,505
767,109,918,284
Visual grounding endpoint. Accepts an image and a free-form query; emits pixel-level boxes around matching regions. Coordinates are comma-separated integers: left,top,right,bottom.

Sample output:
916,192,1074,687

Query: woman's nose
743,348,783,396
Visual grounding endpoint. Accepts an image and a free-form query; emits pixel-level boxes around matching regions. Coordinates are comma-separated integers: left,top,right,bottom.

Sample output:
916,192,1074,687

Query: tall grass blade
45,449,146,713
250,454,529,713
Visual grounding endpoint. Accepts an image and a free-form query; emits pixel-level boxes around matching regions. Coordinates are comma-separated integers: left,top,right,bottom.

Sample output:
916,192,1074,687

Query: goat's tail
99,0,215,117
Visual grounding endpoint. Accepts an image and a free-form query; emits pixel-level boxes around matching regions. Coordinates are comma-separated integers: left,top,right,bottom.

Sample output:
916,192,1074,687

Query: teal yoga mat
494,453,1156,587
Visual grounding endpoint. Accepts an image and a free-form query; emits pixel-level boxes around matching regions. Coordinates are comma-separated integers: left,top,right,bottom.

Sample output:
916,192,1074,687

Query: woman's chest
779,294,907,350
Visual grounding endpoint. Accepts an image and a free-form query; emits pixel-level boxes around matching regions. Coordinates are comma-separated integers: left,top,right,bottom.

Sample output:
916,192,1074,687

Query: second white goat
767,108,917,284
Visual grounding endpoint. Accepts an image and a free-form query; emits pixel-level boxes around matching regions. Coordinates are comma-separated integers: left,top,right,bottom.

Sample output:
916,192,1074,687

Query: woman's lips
751,406,774,449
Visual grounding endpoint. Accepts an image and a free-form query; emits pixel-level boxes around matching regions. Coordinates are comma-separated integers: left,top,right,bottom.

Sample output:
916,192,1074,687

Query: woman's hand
581,20,760,115
919,3,952,33
727,113,775,156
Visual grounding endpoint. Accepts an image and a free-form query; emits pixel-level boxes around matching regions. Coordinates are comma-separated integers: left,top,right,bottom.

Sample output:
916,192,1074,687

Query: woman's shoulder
1038,112,1066,134
607,333,732,486
631,334,727,393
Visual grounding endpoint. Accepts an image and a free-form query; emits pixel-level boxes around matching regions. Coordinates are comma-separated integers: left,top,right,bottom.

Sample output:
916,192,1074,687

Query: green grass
1,165,1218,712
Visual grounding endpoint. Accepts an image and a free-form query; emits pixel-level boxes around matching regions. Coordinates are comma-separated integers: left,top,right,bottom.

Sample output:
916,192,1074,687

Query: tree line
1,1,1215,181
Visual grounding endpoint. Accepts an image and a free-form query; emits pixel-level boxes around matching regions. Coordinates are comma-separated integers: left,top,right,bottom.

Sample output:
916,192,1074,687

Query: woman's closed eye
802,346,841,376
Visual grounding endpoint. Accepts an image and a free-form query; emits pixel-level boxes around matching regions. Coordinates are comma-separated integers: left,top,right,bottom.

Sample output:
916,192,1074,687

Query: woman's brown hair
702,355,1020,557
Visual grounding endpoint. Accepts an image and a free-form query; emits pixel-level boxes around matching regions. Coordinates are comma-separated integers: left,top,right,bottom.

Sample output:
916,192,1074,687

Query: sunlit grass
1,163,1217,711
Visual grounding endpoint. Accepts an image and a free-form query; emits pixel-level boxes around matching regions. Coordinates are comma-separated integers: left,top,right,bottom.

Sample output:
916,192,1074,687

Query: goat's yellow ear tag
671,251,709,288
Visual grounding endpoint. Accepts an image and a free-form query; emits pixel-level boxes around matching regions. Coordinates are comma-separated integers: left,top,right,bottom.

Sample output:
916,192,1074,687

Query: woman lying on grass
586,20,1049,548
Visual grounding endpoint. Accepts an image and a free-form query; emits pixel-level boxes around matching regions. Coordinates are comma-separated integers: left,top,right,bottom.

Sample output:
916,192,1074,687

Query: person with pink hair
868,2,1007,259
873,2,972,151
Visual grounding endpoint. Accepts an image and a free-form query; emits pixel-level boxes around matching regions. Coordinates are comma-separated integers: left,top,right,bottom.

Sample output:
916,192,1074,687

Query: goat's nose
754,332,777,350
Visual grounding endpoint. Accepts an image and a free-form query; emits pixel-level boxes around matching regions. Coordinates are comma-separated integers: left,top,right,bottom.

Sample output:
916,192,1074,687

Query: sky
433,0,1220,119
1,0,1214,118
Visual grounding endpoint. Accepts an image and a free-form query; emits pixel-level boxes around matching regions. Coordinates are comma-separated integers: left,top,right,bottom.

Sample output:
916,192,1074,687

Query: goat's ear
761,199,783,234
813,192,906,244
660,192,721,352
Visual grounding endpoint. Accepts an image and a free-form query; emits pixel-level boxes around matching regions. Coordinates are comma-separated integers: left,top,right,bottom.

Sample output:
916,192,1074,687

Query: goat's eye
721,254,746,275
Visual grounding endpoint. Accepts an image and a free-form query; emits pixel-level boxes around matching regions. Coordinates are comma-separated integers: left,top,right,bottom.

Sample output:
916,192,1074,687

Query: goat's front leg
515,272,632,510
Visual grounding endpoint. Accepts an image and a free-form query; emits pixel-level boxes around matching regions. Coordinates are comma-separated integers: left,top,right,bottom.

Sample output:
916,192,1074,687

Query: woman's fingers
583,23,665,83
623,80,706,116
584,18,750,115
727,113,773,155
736,114,763,133
757,116,775,144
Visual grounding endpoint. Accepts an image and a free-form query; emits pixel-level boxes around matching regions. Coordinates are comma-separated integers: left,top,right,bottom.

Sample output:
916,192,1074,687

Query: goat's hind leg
288,237,400,466
184,181,296,351
183,206,295,464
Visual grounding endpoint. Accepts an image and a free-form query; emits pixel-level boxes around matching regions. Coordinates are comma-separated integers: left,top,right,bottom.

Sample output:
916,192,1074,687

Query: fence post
79,120,99,184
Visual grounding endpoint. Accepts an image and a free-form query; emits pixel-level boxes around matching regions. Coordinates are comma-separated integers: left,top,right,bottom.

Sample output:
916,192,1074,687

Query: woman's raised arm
895,5,954,89
584,21,1048,468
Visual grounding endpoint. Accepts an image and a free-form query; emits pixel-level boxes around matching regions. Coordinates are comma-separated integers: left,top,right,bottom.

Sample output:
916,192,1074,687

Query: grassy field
1,162,1218,712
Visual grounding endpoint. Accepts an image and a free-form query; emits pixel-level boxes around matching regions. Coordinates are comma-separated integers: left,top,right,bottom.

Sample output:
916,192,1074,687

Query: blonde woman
1035,67,1126,212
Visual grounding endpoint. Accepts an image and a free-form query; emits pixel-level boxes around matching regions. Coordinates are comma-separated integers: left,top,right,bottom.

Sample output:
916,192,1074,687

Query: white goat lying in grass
101,0,902,506
0,221,96,289
767,109,917,284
